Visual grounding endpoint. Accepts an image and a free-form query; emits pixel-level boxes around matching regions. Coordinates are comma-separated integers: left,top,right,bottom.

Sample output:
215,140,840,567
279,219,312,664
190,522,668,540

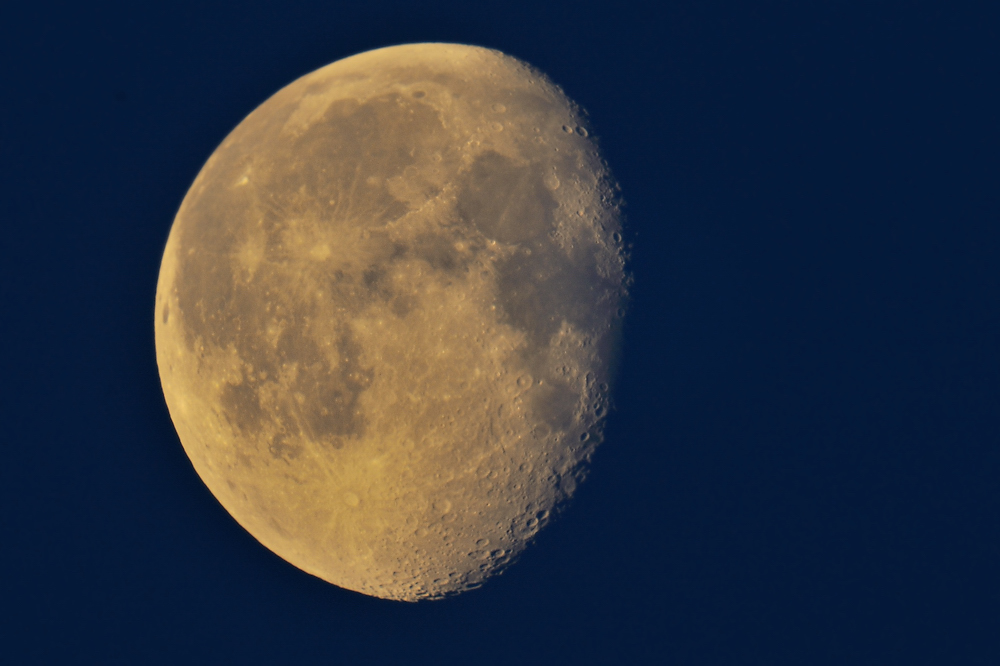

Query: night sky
2,2,997,663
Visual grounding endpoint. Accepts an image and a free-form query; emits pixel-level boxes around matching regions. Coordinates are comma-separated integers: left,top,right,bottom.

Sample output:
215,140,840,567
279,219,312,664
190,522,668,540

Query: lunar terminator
155,43,627,600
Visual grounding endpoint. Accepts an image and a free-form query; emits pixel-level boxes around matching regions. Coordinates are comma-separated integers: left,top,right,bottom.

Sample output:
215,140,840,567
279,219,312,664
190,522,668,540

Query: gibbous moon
155,43,627,601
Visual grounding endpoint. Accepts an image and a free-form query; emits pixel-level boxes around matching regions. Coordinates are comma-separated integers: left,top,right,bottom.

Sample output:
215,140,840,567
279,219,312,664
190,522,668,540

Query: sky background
1,1,997,663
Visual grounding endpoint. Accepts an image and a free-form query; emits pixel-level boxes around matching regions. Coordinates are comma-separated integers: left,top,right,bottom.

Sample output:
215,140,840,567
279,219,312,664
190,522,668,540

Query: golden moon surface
155,43,627,601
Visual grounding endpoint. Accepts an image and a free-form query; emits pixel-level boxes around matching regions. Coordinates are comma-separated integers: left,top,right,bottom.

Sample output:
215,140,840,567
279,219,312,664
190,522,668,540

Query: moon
154,43,627,601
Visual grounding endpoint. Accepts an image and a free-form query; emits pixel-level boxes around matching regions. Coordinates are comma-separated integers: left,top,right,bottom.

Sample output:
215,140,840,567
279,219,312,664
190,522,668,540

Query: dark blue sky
2,2,997,663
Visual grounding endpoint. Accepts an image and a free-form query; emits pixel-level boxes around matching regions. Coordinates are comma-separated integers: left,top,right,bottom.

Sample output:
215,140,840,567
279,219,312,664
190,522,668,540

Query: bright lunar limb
155,43,628,601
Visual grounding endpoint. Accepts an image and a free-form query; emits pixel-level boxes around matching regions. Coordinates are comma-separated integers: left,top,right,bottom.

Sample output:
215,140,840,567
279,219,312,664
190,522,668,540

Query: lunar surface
155,43,627,601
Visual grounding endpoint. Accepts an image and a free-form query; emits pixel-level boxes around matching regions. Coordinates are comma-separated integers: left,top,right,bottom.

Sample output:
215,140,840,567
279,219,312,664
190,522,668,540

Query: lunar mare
155,43,627,601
